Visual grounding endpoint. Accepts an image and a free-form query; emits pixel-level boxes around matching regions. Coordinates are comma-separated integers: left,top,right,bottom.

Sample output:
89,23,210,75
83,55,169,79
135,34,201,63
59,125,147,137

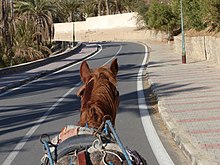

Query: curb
0,43,100,95
0,42,82,75
144,42,218,165
149,79,217,165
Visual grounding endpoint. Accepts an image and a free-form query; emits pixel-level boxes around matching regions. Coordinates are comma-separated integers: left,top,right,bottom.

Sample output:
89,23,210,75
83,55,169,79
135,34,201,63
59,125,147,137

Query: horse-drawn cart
40,119,147,165
40,59,147,165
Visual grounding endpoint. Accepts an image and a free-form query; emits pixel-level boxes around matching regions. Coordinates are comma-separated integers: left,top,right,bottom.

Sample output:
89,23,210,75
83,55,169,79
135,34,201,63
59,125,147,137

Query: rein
40,119,133,165
105,120,133,165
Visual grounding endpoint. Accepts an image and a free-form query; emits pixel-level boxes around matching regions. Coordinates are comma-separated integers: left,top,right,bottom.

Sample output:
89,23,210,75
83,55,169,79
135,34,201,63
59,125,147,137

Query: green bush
135,1,149,27
147,1,176,31
135,0,178,37
137,0,220,34
171,0,205,30
200,0,220,31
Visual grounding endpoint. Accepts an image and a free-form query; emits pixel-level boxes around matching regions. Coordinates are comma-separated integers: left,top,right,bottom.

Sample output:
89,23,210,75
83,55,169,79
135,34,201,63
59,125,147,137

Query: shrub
145,0,177,37
200,0,220,31
171,0,220,31
137,0,220,34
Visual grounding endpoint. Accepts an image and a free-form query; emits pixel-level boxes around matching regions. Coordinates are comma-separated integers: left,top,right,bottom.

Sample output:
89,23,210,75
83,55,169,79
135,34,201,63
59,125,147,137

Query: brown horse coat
77,59,119,128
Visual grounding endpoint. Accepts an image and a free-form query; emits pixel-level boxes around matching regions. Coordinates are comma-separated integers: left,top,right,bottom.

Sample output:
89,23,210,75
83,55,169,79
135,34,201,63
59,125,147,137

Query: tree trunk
105,0,110,15
115,0,119,14
68,11,73,22
1,0,14,66
36,17,42,50
98,0,101,16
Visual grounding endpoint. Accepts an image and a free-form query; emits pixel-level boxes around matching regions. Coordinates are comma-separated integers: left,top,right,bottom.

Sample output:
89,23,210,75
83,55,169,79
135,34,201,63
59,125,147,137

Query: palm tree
57,0,83,22
79,0,139,17
114,0,119,13
0,0,14,66
97,0,101,16
12,18,51,64
112,0,125,13
81,0,98,18
14,0,57,48
116,0,140,13
96,0,112,15
105,0,110,15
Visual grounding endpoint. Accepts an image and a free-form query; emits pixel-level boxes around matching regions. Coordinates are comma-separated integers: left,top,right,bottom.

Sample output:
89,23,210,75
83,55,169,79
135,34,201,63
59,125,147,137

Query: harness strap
43,141,54,165
106,120,133,165
77,151,87,165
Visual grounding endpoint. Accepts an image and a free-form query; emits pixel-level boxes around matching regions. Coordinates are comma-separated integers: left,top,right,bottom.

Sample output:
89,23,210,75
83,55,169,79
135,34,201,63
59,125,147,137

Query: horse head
77,59,119,129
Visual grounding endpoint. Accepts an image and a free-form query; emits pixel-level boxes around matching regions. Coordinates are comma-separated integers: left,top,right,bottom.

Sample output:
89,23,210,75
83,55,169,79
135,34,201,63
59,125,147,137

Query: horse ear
80,61,91,83
110,58,118,76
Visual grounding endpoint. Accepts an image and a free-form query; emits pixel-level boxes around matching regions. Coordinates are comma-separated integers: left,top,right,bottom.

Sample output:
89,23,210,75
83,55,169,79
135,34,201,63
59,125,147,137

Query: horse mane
77,59,119,129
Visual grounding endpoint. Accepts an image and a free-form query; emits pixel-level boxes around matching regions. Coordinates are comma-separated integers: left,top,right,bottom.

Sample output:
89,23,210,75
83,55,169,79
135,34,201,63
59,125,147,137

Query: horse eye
77,88,85,97
79,89,85,96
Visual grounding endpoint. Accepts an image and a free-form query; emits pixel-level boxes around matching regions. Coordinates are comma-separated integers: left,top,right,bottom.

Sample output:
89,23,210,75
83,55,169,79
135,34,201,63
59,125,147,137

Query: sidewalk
146,40,220,165
0,43,99,95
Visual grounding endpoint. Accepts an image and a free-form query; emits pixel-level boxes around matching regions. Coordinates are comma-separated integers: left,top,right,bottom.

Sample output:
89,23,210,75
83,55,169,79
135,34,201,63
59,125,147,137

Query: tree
147,1,176,31
12,18,51,64
184,0,204,30
0,0,14,66
135,0,149,27
200,0,220,31
105,0,110,15
56,0,83,22
114,0,119,13
171,0,211,31
14,0,57,47
81,0,98,18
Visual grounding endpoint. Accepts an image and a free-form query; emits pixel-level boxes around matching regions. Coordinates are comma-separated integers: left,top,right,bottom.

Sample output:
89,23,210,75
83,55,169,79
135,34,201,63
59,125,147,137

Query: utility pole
180,0,186,64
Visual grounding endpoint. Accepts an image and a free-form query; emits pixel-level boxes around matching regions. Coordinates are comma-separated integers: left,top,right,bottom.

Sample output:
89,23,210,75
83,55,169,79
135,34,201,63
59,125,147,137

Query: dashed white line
2,44,102,165
2,85,78,165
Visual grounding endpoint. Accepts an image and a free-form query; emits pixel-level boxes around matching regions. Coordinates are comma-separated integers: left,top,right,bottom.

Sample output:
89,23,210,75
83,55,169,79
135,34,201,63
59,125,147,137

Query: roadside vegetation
137,0,220,38
1,0,220,67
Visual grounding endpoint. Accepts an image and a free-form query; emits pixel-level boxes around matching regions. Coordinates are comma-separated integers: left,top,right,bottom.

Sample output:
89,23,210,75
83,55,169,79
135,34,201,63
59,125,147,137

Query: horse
40,59,147,165
77,58,119,129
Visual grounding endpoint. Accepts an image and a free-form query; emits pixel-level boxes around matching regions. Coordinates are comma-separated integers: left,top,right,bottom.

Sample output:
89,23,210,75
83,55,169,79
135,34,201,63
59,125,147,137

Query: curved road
0,42,169,165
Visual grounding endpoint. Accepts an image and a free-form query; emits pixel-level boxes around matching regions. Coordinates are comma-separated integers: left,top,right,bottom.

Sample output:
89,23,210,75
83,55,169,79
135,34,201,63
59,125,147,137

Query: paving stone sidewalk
0,44,98,95
145,40,220,165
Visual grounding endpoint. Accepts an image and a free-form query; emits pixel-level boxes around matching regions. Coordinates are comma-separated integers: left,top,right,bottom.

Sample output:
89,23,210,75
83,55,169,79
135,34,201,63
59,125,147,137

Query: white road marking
2,44,102,165
137,43,174,165
0,44,102,97
2,85,78,165
103,44,122,65
53,44,103,74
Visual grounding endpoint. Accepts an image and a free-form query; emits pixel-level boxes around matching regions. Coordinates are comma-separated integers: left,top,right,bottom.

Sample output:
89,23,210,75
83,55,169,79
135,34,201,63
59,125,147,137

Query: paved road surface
0,42,160,165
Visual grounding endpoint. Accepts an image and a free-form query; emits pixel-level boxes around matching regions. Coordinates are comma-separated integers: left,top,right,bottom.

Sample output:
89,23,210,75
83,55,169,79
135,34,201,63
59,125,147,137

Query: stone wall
54,22,74,41
54,12,220,65
75,12,137,31
75,28,168,42
174,35,220,64
54,12,168,42
205,36,220,63
54,12,139,42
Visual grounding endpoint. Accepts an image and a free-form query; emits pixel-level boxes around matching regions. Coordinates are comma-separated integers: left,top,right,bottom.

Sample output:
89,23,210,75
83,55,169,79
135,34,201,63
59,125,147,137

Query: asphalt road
0,42,160,165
